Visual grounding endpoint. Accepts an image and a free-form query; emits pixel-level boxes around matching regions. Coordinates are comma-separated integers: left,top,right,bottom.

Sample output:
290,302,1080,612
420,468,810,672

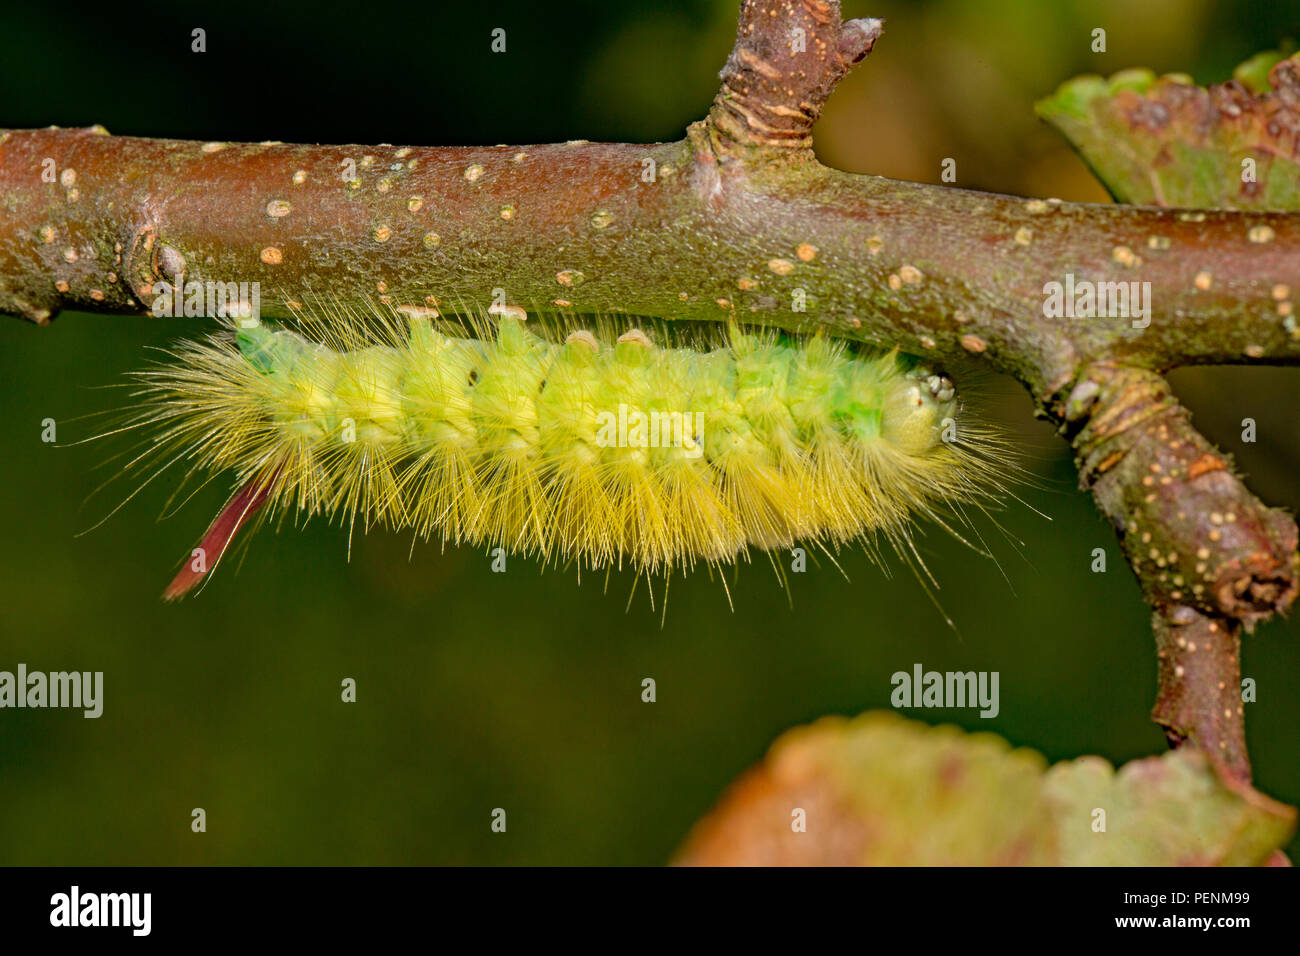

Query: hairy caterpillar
108,303,1011,602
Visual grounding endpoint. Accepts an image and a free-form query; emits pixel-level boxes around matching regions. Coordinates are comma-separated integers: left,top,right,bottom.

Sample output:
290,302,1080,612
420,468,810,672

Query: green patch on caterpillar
97,302,1017,608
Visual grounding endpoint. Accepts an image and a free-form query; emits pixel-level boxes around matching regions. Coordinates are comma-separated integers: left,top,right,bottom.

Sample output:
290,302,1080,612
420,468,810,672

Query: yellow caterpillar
115,304,1009,600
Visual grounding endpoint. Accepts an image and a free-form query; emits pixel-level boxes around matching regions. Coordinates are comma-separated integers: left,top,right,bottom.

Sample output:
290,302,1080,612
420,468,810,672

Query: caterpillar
108,303,1011,602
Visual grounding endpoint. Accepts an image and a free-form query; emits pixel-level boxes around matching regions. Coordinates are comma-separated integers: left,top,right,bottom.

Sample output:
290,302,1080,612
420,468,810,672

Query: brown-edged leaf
675,711,1295,866
1036,51,1300,210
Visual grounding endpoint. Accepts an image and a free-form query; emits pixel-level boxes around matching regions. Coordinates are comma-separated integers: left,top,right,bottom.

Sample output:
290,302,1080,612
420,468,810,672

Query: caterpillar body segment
131,309,1007,599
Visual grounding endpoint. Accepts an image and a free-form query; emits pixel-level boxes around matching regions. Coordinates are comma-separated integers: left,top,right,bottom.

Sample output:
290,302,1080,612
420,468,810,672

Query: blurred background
1,0,1298,864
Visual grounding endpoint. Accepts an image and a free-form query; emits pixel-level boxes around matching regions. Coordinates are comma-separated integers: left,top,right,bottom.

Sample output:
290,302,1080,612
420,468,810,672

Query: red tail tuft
163,474,276,601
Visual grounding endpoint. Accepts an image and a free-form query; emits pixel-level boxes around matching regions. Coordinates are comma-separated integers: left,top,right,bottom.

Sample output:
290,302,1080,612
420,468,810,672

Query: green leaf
1233,43,1295,93
1036,50,1300,210
1044,752,1294,866
675,711,1295,865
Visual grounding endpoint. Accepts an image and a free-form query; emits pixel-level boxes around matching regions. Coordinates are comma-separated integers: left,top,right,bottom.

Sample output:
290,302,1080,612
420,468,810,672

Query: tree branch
708,1,881,149
0,0,1294,776
1152,608,1250,780
4,125,1300,395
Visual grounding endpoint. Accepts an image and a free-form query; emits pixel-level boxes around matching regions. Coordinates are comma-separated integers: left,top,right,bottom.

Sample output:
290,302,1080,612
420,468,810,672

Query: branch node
707,1,881,152
1068,363,1298,627
839,18,884,65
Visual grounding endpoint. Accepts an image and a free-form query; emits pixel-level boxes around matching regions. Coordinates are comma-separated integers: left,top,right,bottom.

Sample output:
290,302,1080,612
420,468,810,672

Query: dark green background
1,0,1298,864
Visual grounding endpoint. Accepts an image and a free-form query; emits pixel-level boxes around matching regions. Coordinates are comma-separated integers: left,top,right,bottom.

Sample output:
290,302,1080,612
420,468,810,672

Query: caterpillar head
882,366,959,457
